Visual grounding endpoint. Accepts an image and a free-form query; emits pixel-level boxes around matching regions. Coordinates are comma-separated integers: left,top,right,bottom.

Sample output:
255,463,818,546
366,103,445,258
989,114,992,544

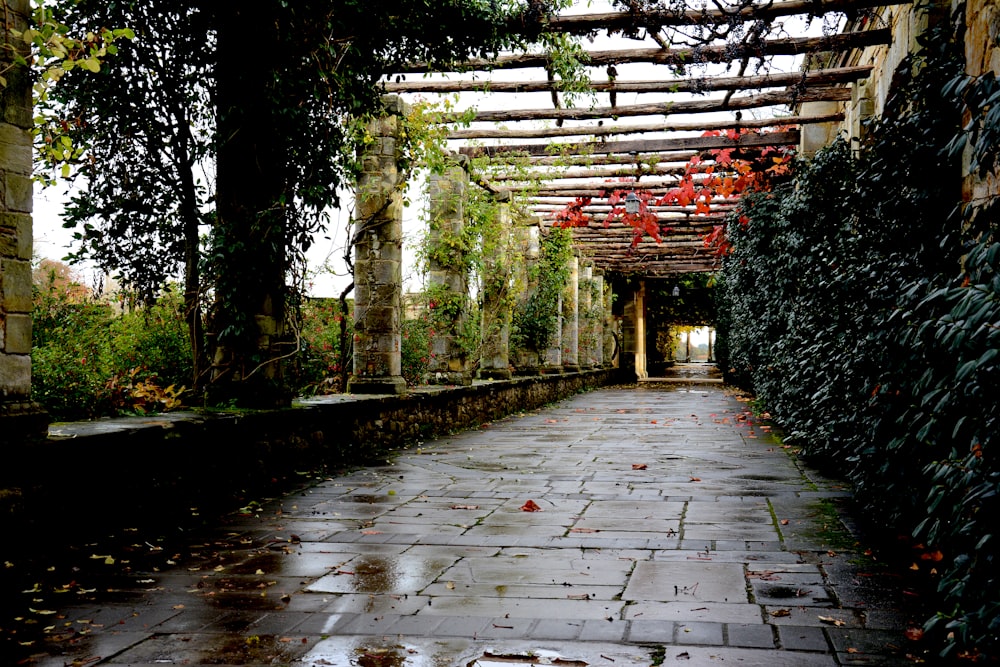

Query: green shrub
293,297,352,394
32,274,192,421
401,315,431,386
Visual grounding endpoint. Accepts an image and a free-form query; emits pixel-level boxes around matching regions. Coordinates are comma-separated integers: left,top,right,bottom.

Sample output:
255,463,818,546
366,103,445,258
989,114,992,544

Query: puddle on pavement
759,585,807,599
469,651,587,667
348,494,388,504
354,556,398,593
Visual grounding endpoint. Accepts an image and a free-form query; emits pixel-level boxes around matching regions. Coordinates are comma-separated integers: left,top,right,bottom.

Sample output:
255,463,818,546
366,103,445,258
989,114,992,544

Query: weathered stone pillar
512,223,542,374
479,196,513,380
578,262,593,370
1,0,49,443
635,280,648,380
348,96,408,395
561,253,580,373
425,157,472,386
603,277,616,368
542,293,563,374
592,270,605,368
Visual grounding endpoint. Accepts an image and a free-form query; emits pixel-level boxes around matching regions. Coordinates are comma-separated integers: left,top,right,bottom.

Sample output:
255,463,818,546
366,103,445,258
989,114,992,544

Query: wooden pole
400,30,891,73
461,129,800,158
387,65,872,95
446,87,851,123
448,113,843,140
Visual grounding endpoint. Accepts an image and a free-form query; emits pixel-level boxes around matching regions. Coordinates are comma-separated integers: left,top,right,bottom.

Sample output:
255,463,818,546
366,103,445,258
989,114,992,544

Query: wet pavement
3,373,925,666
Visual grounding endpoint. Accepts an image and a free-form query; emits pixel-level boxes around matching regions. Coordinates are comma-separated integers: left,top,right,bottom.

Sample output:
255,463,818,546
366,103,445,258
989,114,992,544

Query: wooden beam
449,113,843,140
490,164,691,181
540,0,912,34
462,129,800,158
448,87,850,123
388,65,871,95
400,29,891,73
495,151,700,166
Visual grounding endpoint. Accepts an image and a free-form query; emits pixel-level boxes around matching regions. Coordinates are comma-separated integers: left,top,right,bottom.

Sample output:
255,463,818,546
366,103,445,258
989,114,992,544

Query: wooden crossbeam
490,164,691,181
494,151,700,166
400,29,890,73
462,129,800,158
447,87,850,123
540,0,911,34
449,113,843,140
388,65,871,95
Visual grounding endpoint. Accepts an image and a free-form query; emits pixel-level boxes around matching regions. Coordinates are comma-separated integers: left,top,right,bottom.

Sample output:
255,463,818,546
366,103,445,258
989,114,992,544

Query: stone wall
4,371,619,538
0,0,48,442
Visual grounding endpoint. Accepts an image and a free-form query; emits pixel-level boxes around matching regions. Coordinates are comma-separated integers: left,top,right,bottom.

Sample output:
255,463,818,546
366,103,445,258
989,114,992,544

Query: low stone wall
3,370,618,540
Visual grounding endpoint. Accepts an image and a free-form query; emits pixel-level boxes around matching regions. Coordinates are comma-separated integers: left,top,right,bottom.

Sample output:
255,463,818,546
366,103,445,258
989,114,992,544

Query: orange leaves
520,499,542,512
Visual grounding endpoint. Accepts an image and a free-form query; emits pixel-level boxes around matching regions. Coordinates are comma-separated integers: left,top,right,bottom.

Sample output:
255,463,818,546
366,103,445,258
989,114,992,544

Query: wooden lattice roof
389,0,910,276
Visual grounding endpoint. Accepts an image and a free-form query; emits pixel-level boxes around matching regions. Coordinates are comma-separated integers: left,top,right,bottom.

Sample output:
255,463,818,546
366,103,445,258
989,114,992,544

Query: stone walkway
5,379,922,666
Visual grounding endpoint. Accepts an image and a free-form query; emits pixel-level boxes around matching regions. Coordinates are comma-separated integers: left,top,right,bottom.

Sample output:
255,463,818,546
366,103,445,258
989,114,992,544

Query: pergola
385,0,907,277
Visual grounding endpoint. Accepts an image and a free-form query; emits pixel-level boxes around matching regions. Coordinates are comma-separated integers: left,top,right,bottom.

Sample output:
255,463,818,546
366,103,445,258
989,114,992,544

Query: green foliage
400,316,431,387
292,298,352,394
32,275,192,421
511,227,572,354
715,11,1000,658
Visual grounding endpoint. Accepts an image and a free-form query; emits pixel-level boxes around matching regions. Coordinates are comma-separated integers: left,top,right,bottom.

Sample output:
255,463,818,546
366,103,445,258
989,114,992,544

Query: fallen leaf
847,648,859,654
172,604,185,610
632,464,647,470
520,500,542,512
780,519,789,525
450,505,479,510
446,581,456,590
770,609,791,617
818,615,846,626
361,530,383,535
689,477,702,482
905,627,925,641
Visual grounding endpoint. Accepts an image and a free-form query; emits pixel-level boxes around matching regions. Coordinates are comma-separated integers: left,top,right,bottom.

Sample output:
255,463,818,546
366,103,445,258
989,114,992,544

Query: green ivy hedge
715,12,999,659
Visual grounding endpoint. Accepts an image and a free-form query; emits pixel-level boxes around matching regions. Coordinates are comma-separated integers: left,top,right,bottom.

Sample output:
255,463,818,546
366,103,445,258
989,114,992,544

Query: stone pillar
512,223,542,374
621,288,636,376
603,277,616,368
479,196,512,380
635,280,648,380
1,0,49,442
348,96,408,395
542,294,563,374
425,157,472,386
592,270,605,368
561,253,580,373
578,262,594,370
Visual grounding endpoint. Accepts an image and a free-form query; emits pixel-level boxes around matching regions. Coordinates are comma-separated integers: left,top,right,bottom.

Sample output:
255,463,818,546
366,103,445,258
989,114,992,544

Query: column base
562,365,581,373
539,366,564,375
0,401,50,446
425,371,473,387
347,376,408,395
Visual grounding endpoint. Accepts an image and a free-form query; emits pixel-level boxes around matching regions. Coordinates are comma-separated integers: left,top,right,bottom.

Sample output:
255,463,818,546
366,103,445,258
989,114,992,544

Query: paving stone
777,625,831,651
529,618,585,639
675,621,725,645
726,622,776,648
578,618,628,642
626,619,675,642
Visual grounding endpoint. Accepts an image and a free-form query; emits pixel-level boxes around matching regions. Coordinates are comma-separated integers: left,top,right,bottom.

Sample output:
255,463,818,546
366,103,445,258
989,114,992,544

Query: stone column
561,254,580,373
348,96,408,395
603,277,616,368
542,294,563,374
578,262,593,370
511,223,541,374
425,157,472,386
479,196,512,380
635,280,648,380
1,0,49,442
593,270,605,368
620,288,636,376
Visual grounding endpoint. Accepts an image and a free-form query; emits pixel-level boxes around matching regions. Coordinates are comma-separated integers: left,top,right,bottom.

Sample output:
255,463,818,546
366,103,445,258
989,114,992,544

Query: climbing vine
716,6,1000,659
511,226,573,354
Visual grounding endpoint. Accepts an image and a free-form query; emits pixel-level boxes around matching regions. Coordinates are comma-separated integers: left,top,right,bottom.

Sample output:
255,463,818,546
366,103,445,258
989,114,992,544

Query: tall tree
46,0,214,385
